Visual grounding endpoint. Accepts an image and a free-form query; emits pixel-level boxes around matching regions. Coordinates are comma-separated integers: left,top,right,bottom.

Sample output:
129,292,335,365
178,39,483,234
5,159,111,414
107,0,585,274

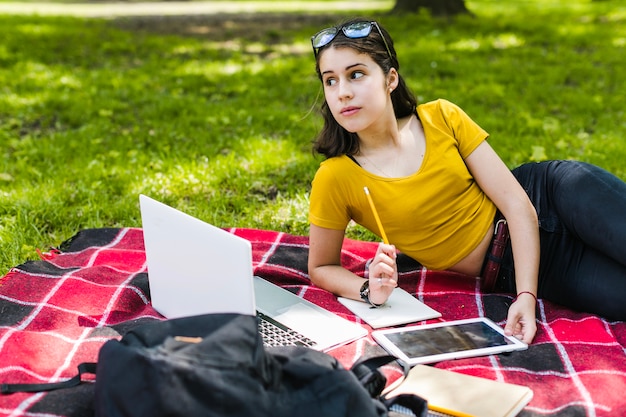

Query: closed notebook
385,365,533,417
338,288,441,329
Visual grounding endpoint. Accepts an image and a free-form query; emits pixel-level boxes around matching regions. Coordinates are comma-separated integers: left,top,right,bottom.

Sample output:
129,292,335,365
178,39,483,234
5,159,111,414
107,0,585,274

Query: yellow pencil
363,186,389,245
428,404,477,417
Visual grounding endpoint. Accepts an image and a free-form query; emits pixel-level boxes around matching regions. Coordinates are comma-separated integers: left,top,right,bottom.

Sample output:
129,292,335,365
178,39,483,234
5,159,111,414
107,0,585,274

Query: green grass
1,1,625,274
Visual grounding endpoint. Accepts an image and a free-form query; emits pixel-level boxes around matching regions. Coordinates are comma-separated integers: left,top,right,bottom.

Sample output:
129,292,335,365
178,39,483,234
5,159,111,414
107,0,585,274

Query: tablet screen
385,321,511,356
372,318,527,365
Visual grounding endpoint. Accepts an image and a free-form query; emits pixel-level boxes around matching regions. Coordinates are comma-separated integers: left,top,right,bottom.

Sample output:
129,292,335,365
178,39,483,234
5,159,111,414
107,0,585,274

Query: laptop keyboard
257,312,317,348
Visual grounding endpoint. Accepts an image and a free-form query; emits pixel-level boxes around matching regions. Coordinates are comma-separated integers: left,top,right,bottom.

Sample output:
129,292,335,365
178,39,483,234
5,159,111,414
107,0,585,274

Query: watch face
360,281,370,301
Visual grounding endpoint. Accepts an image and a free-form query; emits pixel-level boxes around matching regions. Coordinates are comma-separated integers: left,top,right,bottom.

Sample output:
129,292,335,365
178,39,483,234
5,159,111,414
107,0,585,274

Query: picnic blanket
1,227,625,417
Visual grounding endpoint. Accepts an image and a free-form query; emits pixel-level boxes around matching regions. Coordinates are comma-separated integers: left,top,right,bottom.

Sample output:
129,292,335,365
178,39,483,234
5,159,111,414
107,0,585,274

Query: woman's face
318,46,397,134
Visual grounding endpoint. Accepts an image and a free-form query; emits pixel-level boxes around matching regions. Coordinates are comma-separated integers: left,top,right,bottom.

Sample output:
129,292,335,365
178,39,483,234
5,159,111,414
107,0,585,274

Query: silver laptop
139,194,367,351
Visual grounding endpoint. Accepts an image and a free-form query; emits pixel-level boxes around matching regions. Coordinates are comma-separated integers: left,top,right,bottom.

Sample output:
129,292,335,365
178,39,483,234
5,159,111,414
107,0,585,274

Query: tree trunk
392,0,471,16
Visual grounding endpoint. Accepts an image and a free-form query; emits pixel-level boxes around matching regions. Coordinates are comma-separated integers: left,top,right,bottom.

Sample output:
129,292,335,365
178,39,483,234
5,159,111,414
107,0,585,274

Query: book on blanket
385,365,533,417
338,288,441,328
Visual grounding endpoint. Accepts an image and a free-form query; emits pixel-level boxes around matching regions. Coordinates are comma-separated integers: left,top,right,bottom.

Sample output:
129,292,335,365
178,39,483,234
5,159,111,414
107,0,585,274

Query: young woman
307,18,626,344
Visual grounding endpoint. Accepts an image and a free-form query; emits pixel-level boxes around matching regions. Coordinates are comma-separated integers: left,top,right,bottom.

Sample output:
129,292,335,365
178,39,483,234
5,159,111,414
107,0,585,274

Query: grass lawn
1,1,625,274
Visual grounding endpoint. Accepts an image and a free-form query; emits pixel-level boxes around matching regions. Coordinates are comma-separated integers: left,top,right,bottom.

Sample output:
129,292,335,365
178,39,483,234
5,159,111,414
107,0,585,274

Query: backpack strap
350,355,410,397
351,356,428,417
384,394,428,417
1,362,97,394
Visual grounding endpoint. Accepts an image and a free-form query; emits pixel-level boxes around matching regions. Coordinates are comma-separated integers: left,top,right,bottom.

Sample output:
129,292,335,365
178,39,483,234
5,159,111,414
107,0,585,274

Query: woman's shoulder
417,98,462,115
318,155,354,170
314,155,372,186
314,155,352,180
417,98,478,128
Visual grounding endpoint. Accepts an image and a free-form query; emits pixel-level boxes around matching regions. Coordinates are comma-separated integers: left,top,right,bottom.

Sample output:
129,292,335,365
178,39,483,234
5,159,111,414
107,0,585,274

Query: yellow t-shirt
308,99,496,270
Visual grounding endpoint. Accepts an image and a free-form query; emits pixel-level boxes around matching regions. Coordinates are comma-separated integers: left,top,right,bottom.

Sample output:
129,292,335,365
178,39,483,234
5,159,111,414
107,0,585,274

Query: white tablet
338,288,441,329
372,317,528,366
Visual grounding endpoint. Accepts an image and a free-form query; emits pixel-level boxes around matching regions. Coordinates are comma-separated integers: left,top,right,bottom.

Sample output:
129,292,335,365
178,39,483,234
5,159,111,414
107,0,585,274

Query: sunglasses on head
310,21,393,60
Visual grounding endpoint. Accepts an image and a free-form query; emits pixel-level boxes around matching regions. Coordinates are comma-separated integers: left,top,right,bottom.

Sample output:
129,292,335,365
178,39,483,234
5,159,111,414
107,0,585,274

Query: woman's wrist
514,291,537,304
359,280,384,307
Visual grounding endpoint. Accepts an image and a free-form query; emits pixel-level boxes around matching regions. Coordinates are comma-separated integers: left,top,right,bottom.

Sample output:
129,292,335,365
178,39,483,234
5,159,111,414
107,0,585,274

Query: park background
0,0,625,274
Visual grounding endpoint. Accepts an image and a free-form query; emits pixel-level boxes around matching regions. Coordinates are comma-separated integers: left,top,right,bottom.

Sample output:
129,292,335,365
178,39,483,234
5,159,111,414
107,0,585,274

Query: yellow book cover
385,365,533,417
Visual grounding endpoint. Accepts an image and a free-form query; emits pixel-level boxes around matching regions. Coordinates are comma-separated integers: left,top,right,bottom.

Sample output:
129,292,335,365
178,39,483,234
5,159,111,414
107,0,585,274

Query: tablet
372,317,528,366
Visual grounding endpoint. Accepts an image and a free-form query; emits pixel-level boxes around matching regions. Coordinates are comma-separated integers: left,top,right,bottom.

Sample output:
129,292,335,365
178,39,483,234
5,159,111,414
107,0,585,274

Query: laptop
139,194,367,352
338,288,442,329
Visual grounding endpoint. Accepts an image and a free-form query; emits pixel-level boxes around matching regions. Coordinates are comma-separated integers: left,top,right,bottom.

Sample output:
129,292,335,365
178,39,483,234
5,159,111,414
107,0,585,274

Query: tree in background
393,0,471,16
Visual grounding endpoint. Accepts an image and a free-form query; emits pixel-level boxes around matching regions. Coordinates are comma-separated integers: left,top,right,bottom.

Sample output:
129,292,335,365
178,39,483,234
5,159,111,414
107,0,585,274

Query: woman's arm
308,224,397,306
465,141,539,343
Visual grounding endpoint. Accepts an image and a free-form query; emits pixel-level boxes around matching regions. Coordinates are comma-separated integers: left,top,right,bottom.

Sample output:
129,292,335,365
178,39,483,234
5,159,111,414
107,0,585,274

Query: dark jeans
495,160,626,320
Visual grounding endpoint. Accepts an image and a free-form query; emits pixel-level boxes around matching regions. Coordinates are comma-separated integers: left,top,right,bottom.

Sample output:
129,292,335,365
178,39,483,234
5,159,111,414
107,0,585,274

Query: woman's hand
367,243,398,305
504,293,537,344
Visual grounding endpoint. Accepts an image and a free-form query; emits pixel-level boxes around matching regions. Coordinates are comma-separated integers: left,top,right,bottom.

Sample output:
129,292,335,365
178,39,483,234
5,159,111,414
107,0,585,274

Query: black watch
359,280,383,307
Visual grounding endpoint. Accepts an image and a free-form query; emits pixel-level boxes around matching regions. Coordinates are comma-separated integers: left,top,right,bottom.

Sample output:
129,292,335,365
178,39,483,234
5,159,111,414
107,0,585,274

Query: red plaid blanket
1,227,625,416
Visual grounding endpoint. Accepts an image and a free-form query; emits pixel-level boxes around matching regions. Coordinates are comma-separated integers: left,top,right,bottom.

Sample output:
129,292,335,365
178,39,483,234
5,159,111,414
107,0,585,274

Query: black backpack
3,313,427,417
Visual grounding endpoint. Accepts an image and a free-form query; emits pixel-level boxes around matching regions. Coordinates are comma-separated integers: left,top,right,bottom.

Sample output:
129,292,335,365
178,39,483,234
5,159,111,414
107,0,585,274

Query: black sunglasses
310,21,392,60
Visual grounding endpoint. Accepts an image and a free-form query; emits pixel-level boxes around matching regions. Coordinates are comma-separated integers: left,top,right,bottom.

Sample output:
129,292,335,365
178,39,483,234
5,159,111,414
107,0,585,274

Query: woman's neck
356,114,412,155
353,114,424,178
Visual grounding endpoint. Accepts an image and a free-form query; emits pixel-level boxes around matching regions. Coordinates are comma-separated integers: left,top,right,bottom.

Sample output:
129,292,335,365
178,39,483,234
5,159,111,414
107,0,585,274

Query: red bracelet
514,291,537,303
